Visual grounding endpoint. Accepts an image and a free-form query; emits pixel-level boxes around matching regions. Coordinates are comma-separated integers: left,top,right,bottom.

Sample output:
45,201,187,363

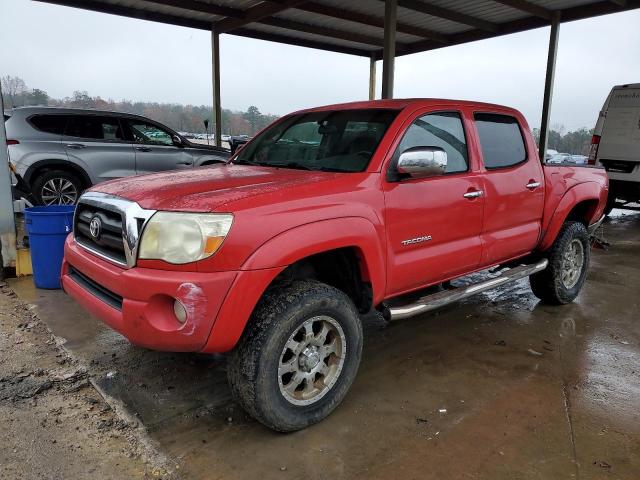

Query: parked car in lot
544,148,558,161
547,152,572,164
5,107,229,205
229,135,250,154
589,83,640,213
547,153,588,165
63,99,608,432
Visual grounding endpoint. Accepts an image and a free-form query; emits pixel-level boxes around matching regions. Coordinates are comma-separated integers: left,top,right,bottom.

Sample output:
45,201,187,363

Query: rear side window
474,113,526,169
29,114,68,135
65,115,124,141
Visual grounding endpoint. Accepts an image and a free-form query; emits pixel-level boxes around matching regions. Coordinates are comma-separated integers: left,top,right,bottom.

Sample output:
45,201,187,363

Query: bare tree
1,75,27,108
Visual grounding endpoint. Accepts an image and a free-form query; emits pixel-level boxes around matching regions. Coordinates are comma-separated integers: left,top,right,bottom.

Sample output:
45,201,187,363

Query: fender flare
241,217,387,305
538,182,604,251
24,159,92,187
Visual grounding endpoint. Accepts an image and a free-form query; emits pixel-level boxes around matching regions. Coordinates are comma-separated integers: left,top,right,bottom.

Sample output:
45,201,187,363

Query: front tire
227,280,363,432
530,221,590,305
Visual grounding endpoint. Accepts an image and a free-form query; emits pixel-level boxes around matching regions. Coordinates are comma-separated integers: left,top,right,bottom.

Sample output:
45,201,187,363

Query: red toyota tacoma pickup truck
62,99,608,431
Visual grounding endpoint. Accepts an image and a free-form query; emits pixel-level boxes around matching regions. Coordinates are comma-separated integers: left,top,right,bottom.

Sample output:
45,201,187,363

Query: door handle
135,146,152,152
526,181,541,190
66,143,86,149
463,190,484,199
176,162,193,166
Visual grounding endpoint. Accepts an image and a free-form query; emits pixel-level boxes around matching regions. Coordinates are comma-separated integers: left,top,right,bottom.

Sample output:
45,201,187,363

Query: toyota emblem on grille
89,216,102,239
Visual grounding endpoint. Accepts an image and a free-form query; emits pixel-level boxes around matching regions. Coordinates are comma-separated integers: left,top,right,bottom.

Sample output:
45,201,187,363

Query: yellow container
16,248,33,276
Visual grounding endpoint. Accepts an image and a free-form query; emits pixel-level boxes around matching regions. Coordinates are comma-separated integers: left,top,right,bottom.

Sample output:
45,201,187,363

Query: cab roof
291,98,519,115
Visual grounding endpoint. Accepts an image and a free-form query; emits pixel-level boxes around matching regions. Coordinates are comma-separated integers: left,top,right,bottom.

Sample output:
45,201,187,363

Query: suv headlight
139,212,233,264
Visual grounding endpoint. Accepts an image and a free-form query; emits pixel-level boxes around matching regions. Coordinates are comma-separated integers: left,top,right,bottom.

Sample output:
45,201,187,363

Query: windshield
233,109,399,172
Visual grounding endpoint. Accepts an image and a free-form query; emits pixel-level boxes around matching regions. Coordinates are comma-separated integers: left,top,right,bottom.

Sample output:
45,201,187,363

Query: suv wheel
530,221,590,304
227,280,363,432
32,170,83,205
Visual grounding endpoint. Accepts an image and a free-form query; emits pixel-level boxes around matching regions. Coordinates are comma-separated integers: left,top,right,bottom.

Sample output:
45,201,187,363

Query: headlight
138,212,233,264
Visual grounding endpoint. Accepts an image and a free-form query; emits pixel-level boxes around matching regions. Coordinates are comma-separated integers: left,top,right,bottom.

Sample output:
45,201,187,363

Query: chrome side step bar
386,259,549,321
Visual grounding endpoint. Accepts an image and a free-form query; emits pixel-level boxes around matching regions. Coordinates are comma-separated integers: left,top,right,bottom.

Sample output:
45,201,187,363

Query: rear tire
32,170,83,206
227,280,363,432
530,221,590,305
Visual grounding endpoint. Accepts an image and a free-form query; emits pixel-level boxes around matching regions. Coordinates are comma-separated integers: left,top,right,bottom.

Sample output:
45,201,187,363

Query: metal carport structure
3,0,635,270
32,0,640,155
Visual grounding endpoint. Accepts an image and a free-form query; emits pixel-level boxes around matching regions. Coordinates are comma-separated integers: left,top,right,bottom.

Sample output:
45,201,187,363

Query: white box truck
589,83,640,214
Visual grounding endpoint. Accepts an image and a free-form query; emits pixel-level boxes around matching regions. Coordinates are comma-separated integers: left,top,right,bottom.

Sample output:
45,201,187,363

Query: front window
394,111,469,174
128,120,174,146
234,109,399,172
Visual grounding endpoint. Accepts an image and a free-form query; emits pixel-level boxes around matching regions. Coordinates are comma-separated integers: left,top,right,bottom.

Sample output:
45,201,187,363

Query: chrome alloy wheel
278,315,346,406
561,239,584,289
41,178,78,205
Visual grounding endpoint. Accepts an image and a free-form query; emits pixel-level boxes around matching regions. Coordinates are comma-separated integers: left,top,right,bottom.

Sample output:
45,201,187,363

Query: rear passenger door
63,115,135,183
125,119,194,174
474,112,544,265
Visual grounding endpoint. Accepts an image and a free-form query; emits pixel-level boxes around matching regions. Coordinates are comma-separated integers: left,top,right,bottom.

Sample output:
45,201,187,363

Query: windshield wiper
270,162,314,171
232,159,266,166
234,160,327,172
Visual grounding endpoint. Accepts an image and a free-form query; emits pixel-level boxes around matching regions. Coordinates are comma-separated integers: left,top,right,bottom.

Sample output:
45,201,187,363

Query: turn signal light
6,139,19,145
173,299,187,324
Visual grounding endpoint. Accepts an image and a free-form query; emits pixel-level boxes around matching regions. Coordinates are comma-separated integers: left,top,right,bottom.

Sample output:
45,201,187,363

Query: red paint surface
63,99,609,353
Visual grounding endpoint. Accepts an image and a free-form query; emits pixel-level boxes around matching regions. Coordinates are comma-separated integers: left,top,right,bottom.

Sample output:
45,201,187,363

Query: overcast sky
1,0,639,131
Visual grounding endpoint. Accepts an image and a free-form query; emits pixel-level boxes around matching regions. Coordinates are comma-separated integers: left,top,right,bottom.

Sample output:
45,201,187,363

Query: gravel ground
0,281,176,480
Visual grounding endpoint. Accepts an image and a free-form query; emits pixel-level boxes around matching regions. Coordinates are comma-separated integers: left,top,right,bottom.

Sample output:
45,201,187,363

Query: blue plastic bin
24,205,76,289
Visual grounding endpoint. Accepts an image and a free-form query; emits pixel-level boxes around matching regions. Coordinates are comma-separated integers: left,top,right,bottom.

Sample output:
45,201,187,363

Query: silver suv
6,107,229,205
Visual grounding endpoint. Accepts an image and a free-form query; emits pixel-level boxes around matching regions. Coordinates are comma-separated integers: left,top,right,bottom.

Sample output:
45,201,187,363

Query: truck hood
90,164,342,211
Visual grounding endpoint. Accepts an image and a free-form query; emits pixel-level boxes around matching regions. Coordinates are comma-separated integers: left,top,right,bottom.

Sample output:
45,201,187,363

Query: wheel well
565,199,599,226
26,161,91,189
269,248,373,314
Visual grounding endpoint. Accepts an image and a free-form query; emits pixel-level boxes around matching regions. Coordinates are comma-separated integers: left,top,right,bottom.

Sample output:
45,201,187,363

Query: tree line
2,74,594,151
1,75,278,136
532,125,593,156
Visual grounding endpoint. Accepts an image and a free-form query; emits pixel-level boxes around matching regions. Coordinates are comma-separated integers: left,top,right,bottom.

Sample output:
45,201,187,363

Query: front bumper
62,235,237,351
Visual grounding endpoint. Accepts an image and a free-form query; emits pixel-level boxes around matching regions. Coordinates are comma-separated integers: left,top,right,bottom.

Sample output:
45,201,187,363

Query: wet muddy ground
5,210,640,479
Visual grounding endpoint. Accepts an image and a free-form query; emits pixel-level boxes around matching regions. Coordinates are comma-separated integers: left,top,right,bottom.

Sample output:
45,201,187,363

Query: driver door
125,119,194,174
383,110,484,297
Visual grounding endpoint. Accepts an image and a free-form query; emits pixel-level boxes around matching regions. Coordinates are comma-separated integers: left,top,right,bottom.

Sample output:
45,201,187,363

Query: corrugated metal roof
36,0,640,58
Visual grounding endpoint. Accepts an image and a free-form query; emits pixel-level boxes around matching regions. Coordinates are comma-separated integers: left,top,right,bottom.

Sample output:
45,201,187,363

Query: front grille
600,159,637,174
74,203,127,265
73,192,156,268
68,265,123,310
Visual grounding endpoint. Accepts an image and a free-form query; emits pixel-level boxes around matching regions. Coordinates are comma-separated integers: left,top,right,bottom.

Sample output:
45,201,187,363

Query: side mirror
172,135,183,147
397,146,448,178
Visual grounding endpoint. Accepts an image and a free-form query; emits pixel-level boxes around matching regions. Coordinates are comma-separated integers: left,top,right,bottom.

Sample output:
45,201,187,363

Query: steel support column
211,30,222,147
538,12,560,160
0,84,17,271
369,53,376,100
381,0,397,99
